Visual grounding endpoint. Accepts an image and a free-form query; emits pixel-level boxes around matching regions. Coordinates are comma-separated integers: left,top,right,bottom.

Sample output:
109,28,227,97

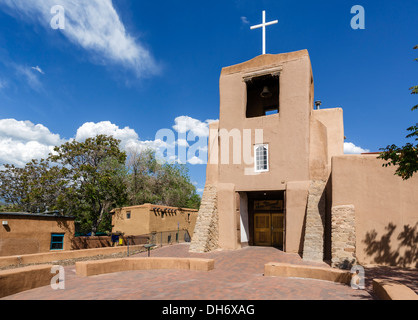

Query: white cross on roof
250,10,278,55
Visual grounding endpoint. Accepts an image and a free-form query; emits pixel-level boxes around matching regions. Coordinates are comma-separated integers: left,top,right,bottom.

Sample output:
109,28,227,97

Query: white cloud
344,142,370,154
176,138,190,147
0,119,63,147
76,121,138,144
0,116,215,169
14,64,42,90
241,16,250,25
188,156,205,165
75,121,169,154
173,116,215,138
31,66,44,74
0,119,65,167
0,0,157,77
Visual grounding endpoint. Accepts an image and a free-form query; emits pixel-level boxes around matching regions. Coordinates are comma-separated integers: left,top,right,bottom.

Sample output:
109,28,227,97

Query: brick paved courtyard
1,243,381,300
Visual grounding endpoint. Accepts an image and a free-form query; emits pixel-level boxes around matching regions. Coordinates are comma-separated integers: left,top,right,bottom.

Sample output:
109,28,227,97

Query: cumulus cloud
76,121,139,145
188,156,205,165
176,138,190,147
75,121,169,153
0,119,63,147
0,0,157,77
344,142,370,154
173,116,217,138
0,119,65,167
0,116,214,168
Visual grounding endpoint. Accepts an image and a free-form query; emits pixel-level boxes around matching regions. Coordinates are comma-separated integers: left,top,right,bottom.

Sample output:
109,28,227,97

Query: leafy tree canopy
379,45,418,180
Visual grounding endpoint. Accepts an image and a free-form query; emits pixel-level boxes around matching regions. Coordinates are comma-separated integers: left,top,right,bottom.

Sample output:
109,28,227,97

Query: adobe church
190,49,418,270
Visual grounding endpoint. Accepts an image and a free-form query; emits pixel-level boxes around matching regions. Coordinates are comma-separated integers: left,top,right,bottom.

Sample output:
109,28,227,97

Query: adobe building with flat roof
0,212,75,256
111,204,198,243
190,50,418,269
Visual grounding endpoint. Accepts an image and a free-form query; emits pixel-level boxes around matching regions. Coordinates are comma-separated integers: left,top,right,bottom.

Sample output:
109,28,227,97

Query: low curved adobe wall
0,265,54,298
264,262,351,284
0,245,145,268
76,257,215,277
373,279,418,300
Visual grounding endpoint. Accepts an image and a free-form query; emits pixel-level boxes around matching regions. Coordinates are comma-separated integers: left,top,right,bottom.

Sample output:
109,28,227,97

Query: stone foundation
189,184,218,253
331,205,356,269
302,180,327,262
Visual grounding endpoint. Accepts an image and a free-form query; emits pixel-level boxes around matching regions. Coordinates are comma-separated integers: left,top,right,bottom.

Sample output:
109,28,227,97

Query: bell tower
191,50,345,262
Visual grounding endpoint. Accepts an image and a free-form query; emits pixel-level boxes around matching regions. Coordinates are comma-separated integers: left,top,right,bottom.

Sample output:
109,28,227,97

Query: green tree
126,148,160,205
379,45,418,180
156,162,201,209
49,135,128,235
126,148,201,209
0,159,65,213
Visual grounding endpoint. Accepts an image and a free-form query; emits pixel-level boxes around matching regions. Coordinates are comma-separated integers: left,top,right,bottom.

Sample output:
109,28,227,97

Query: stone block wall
189,184,218,253
302,180,327,262
331,205,356,269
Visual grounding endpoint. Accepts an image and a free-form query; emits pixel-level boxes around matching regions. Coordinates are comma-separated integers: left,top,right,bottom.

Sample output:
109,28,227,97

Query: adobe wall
71,235,148,250
217,51,314,190
112,204,198,237
0,265,54,298
0,245,145,269
217,183,239,250
331,155,418,268
112,206,150,235
309,108,344,180
285,181,310,254
206,120,220,185
0,215,75,257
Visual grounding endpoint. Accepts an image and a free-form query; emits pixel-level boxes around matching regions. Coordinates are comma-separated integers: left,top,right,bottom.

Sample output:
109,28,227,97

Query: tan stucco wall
76,257,215,277
217,183,238,250
112,204,198,237
216,51,314,190
112,206,150,235
264,262,351,284
331,155,418,268
0,265,54,298
285,181,310,254
0,245,144,268
206,120,220,185
309,108,344,180
0,215,75,257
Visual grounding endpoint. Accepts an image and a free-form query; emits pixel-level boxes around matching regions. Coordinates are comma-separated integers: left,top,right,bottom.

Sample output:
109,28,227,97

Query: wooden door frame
247,191,286,250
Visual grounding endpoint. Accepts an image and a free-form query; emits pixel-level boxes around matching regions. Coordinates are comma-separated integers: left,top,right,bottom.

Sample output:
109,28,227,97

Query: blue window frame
50,234,64,250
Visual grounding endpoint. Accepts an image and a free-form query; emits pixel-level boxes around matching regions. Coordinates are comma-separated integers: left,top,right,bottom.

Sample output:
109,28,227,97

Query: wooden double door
254,213,284,248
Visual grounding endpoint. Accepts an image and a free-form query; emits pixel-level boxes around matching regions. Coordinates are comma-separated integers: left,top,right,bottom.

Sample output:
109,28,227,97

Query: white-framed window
254,144,269,172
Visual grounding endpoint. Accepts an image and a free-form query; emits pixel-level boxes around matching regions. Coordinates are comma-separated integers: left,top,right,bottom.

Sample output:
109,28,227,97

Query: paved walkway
2,244,377,300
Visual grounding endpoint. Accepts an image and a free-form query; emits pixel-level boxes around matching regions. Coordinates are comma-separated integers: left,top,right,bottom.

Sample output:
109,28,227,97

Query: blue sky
0,0,417,194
